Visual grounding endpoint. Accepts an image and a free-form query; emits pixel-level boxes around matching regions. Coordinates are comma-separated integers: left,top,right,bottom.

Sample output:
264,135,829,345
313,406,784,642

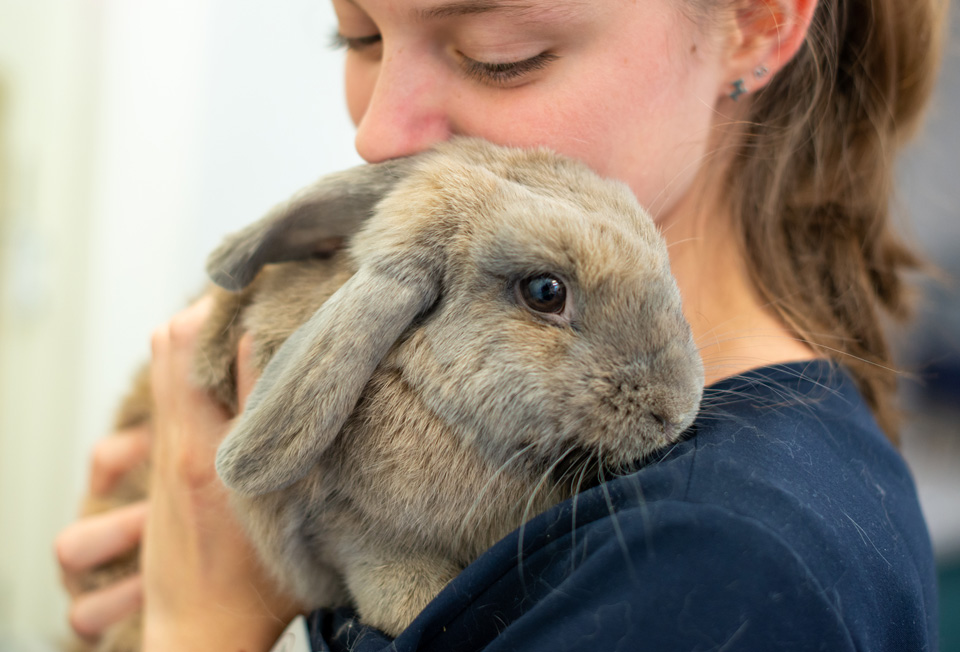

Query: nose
353,49,454,163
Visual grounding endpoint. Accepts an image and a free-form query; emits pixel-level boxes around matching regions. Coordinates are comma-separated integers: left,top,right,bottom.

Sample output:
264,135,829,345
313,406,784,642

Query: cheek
564,33,724,199
453,44,721,215
587,54,724,215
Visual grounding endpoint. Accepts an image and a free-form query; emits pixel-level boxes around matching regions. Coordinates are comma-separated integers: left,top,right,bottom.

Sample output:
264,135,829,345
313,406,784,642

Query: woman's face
333,0,736,220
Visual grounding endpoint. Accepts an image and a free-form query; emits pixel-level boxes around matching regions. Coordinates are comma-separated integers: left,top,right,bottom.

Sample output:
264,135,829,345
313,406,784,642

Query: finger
55,501,147,577
88,426,151,497
150,296,216,379
236,333,259,414
151,297,231,429
69,573,143,642
150,297,233,486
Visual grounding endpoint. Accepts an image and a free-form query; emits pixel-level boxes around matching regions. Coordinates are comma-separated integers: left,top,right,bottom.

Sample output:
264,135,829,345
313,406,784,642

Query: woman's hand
141,296,303,652
55,427,150,641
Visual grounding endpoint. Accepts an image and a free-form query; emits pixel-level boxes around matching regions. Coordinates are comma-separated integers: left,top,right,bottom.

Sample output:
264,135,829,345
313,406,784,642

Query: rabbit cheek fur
219,142,703,637
370,161,703,474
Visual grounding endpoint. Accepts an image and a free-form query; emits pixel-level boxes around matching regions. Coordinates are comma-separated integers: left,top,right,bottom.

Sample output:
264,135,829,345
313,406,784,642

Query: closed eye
330,29,558,86
330,31,382,51
459,51,559,85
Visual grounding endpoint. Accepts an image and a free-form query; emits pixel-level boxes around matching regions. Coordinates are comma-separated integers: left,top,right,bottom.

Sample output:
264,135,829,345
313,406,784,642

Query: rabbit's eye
518,274,567,314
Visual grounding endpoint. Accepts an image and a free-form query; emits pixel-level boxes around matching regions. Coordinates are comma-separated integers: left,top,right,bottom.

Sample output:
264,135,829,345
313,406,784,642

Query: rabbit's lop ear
206,157,414,291
215,262,440,496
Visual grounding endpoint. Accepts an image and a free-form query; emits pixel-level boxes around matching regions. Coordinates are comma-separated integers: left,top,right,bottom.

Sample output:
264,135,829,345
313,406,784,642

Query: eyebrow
415,0,539,21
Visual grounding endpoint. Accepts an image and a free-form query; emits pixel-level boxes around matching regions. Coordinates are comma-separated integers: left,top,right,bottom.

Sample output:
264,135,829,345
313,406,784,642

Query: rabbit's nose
649,412,677,440
650,411,699,440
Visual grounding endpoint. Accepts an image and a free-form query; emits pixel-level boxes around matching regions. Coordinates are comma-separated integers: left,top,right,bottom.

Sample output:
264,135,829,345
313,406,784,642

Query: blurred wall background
896,4,960,647
0,1,359,649
0,1,956,650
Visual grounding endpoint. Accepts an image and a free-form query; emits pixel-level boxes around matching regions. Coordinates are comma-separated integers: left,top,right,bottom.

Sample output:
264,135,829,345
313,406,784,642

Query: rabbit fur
79,137,704,647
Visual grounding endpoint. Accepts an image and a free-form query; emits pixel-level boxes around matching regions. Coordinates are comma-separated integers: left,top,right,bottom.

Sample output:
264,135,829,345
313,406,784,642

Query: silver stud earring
729,79,747,101
754,65,769,79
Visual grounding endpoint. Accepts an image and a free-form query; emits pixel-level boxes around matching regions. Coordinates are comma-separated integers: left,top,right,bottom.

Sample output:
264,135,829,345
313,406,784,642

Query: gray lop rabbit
78,138,704,650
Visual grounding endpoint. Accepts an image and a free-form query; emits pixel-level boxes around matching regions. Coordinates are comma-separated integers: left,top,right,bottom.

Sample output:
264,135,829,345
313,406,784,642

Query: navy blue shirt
307,361,938,651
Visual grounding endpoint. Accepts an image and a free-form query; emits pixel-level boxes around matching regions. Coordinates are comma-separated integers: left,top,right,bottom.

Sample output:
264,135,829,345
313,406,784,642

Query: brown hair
725,0,946,441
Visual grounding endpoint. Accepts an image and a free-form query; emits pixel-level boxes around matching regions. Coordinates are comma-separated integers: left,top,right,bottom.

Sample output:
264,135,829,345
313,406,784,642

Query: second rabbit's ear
206,157,415,291
215,261,441,496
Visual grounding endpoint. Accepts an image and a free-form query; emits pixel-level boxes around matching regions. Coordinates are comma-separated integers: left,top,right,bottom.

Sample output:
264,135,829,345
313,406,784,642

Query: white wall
78,0,361,485
0,0,358,646
0,0,102,644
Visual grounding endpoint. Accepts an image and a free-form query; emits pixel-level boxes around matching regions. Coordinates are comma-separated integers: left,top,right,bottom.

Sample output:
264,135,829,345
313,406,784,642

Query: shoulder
676,360,934,585
493,500,857,651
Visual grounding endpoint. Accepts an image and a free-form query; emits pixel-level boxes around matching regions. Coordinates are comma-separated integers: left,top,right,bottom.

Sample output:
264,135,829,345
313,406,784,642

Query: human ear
720,0,818,98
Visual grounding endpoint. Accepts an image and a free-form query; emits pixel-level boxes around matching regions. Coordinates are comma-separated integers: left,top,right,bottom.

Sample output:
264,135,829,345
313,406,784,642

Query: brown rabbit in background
76,138,704,650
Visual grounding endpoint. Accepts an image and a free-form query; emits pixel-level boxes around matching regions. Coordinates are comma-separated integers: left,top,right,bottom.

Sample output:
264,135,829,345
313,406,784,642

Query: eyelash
330,32,382,51
330,31,558,85
459,51,559,85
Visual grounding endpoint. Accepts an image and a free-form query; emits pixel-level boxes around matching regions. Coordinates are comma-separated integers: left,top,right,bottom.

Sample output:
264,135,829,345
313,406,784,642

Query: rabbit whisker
598,465,639,585
455,441,539,543
516,444,585,593
566,448,602,573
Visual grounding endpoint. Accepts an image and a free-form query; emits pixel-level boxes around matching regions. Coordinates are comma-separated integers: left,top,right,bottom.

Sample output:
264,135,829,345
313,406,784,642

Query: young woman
56,0,944,649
